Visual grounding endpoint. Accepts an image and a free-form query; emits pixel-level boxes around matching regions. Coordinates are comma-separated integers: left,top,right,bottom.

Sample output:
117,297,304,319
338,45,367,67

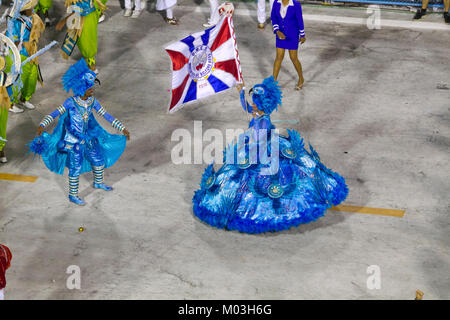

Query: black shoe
43,12,52,26
413,9,426,20
444,12,450,24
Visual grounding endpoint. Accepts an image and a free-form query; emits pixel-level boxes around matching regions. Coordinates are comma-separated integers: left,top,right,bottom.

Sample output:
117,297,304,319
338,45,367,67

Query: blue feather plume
27,135,48,155
61,59,96,96
251,76,282,115
287,129,305,156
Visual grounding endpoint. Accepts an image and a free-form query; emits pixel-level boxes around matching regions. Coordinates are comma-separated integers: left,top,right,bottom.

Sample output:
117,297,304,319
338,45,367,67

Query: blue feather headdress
250,76,282,115
61,59,96,97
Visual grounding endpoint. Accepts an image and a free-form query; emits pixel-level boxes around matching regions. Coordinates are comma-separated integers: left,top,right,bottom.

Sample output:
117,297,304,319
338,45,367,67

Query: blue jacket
271,0,305,39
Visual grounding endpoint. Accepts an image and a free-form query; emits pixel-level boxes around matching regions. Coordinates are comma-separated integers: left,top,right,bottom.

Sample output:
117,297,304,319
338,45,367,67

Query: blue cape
30,112,127,175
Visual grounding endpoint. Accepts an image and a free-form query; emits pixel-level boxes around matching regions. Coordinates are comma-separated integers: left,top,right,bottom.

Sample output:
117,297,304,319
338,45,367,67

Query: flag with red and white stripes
165,15,242,113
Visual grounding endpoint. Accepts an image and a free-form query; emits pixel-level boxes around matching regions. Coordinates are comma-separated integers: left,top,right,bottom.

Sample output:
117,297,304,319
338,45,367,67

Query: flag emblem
165,15,242,113
189,45,215,80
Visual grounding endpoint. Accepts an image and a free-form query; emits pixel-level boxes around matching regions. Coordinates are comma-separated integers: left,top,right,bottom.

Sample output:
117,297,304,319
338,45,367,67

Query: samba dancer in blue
29,59,130,206
193,76,348,233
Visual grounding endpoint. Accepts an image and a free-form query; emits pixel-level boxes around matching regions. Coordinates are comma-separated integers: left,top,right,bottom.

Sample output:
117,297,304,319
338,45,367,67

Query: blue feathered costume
29,59,128,206
193,76,348,233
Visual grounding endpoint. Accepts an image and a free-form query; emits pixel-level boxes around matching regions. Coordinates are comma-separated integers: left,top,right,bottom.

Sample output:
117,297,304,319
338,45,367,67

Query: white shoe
131,10,141,18
22,101,35,110
98,14,105,23
124,9,132,17
0,156,7,163
9,104,24,113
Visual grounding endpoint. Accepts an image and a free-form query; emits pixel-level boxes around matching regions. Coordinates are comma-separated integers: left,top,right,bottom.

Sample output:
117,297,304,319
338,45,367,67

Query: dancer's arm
56,12,75,31
93,101,130,140
37,104,67,135
271,3,285,40
296,2,306,43
236,82,253,114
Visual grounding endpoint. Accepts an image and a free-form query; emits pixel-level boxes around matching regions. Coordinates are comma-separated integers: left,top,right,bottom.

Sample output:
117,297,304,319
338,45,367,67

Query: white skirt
156,0,177,10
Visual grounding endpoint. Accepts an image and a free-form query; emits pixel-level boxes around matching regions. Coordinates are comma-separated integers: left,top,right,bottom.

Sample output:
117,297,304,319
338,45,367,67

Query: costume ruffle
192,117,348,234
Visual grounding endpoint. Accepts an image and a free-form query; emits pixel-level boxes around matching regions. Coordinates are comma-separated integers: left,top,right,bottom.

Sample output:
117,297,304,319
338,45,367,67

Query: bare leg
288,49,304,88
444,0,449,12
273,48,285,81
422,0,429,9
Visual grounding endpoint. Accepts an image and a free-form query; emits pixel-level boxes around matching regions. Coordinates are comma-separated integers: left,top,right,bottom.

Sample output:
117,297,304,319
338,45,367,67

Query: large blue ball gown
192,113,348,234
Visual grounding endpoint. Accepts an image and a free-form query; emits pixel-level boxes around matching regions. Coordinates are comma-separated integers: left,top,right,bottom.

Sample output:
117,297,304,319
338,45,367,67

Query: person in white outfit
257,0,274,29
156,0,178,24
203,0,220,27
124,0,147,18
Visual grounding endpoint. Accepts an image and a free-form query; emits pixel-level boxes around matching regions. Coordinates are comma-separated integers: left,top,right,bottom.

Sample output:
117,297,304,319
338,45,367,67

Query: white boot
124,9,132,17
131,10,141,18
9,104,23,113
21,101,36,110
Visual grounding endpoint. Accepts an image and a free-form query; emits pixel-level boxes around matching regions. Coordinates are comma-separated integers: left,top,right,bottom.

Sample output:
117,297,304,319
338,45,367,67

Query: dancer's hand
236,79,246,92
123,128,130,141
55,19,66,31
300,37,306,44
56,13,74,31
276,31,286,40
37,126,44,136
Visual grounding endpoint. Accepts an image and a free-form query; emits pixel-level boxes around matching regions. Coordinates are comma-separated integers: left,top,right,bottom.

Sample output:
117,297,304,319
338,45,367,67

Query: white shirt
278,0,294,19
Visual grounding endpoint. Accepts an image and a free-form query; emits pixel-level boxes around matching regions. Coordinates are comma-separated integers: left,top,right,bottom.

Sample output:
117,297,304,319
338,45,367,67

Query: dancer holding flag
192,76,348,233
165,5,347,233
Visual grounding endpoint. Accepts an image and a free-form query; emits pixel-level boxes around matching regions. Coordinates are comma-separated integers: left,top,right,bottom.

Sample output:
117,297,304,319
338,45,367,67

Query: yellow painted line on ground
0,173,38,183
330,205,405,217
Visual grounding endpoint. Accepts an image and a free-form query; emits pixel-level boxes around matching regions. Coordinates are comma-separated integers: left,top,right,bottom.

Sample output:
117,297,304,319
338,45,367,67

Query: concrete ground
0,0,449,299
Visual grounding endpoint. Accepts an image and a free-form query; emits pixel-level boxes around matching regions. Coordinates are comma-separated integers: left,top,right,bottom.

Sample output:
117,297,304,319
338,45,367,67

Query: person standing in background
257,0,274,29
156,0,178,25
124,0,144,18
271,0,305,90
203,0,220,28
413,0,450,23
